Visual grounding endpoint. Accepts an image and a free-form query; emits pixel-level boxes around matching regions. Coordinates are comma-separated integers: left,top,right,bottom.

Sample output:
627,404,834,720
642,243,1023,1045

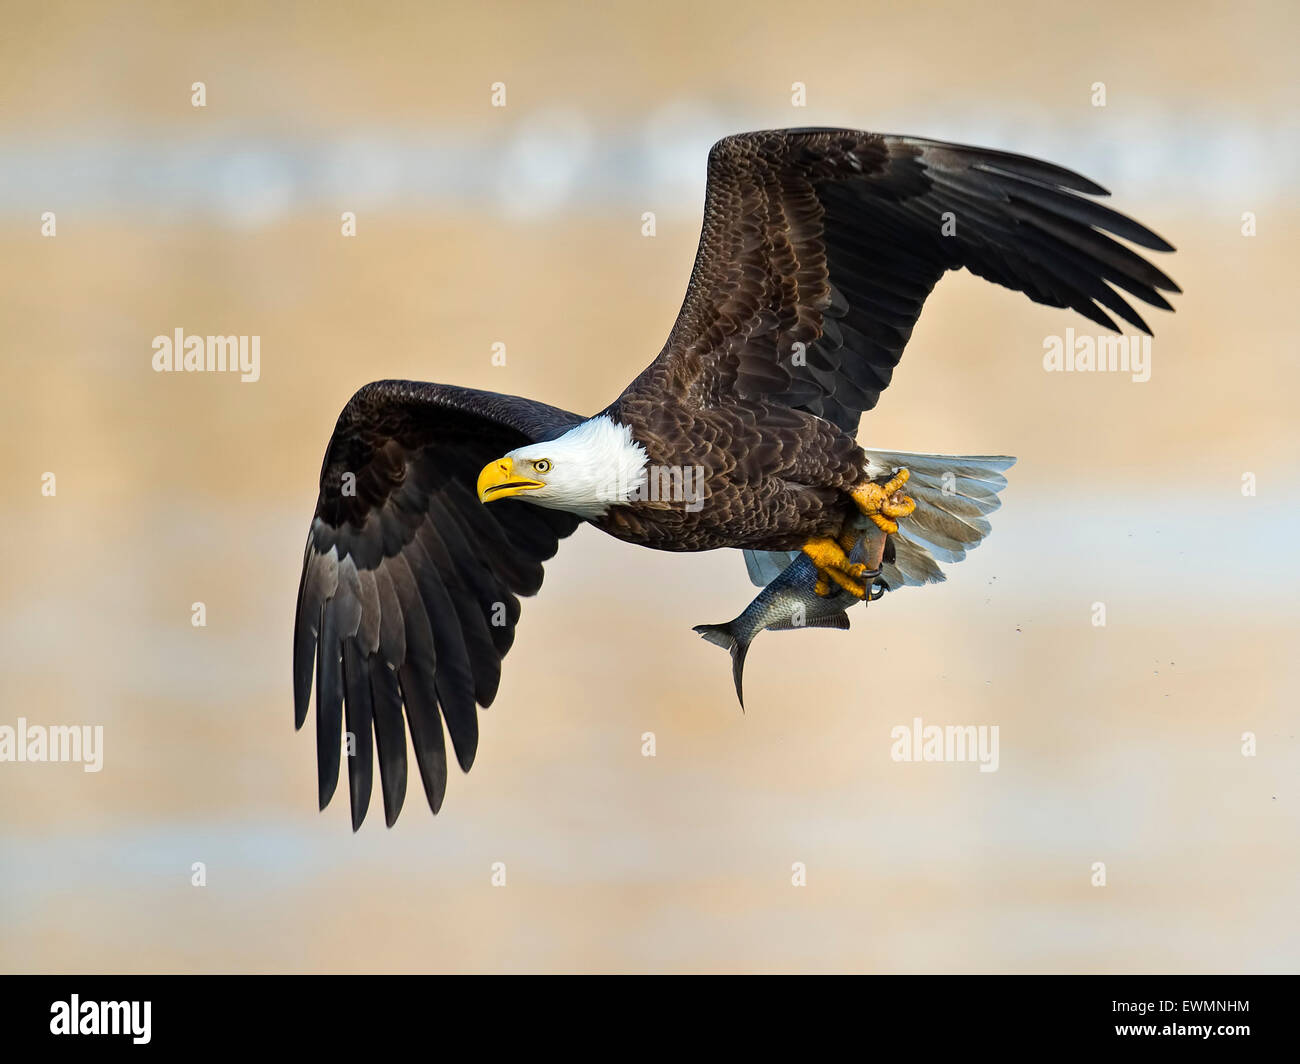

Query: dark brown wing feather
294,380,583,829
630,128,1179,431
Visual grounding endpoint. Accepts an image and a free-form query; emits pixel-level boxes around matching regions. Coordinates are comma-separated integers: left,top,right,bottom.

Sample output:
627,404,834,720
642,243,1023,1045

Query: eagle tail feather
741,451,1015,590
862,450,1016,589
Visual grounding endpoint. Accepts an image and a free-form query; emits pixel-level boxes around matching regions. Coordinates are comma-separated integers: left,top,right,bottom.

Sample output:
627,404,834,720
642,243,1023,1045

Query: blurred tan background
1,0,1297,973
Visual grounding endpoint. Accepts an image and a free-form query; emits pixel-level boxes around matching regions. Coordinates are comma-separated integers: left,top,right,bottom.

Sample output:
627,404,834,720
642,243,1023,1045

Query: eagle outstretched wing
638,128,1179,431
294,380,583,829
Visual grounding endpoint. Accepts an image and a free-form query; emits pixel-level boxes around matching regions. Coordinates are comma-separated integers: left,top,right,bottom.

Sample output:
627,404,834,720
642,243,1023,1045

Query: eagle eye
532,459,552,474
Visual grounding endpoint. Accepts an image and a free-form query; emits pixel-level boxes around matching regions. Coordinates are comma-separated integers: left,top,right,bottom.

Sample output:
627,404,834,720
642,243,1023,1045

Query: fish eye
532,459,551,474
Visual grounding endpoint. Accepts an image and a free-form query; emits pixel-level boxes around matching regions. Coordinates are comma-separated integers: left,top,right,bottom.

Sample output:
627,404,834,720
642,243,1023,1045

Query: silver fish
693,532,883,708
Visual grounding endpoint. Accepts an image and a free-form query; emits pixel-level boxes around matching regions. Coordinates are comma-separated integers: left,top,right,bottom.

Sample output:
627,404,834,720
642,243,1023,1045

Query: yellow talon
851,468,916,534
801,536,867,599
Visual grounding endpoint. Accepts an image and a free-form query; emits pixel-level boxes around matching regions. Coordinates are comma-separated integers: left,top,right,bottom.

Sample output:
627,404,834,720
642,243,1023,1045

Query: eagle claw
851,469,916,534
801,536,869,599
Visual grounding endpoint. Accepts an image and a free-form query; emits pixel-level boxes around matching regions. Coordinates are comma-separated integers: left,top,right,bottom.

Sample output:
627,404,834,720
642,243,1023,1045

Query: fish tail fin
692,622,750,710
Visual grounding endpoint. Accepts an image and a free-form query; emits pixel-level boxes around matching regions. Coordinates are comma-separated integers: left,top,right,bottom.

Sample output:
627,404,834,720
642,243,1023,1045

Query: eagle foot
851,469,916,534
839,528,886,600
801,536,869,599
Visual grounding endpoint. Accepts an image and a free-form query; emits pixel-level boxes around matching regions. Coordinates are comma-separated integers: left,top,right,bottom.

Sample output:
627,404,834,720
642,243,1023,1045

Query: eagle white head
476,415,649,518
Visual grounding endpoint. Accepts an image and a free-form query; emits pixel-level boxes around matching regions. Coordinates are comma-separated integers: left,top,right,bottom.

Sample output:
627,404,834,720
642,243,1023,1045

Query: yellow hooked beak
477,457,545,503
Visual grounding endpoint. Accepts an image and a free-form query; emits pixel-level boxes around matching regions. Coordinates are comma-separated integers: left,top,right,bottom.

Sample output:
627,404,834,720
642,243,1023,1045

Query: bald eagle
294,128,1178,828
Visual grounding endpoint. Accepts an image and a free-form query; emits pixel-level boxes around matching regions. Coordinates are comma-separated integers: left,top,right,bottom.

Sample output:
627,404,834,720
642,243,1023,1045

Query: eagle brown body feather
594,393,864,552
294,128,1180,826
